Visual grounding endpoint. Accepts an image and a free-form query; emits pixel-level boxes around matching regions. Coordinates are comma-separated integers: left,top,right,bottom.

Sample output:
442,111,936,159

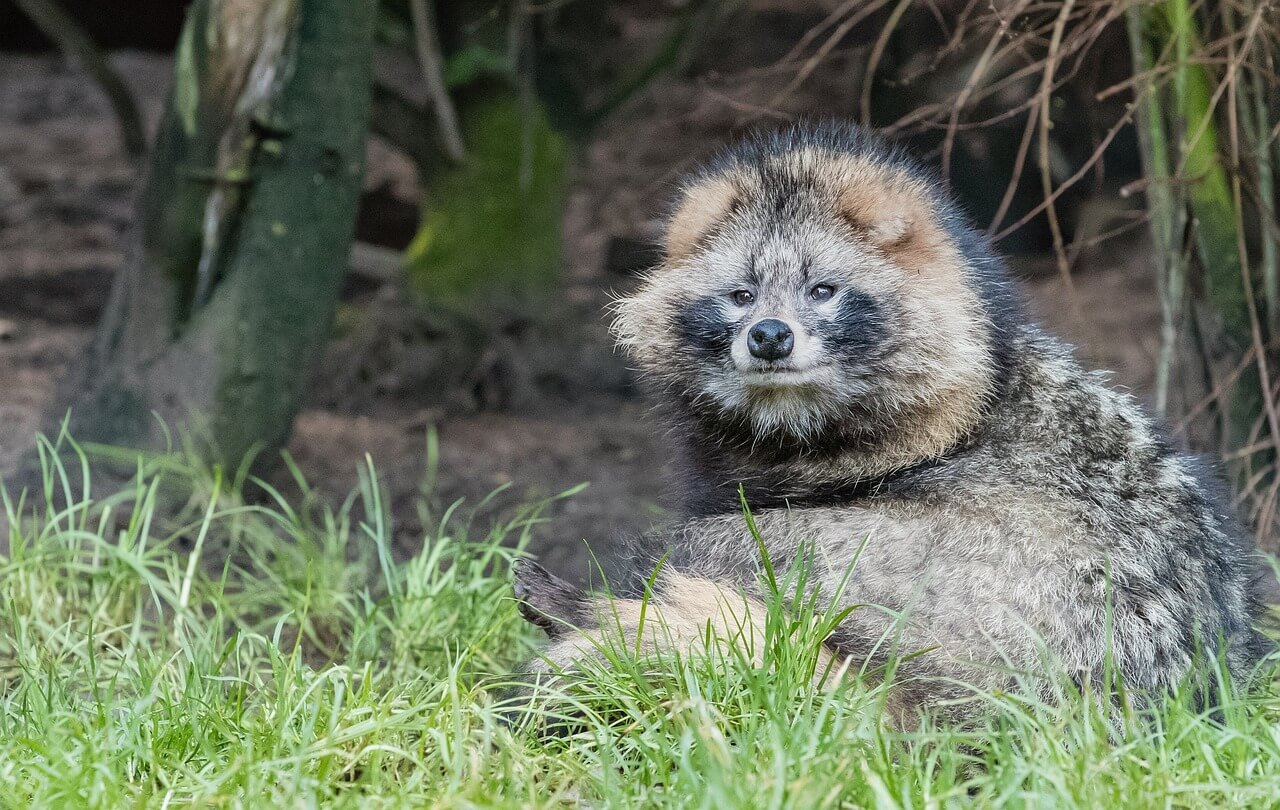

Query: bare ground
0,50,1163,580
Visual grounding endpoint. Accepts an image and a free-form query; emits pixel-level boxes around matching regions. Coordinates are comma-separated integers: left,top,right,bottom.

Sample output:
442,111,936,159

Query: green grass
2,437,1280,808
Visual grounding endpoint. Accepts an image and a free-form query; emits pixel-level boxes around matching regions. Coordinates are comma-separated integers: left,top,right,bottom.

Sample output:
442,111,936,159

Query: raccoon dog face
614,128,1003,447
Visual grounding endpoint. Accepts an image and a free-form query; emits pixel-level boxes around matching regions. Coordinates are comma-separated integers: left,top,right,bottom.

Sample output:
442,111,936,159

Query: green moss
406,94,567,300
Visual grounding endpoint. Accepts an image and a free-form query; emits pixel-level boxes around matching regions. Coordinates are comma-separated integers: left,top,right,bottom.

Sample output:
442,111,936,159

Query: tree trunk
45,0,376,477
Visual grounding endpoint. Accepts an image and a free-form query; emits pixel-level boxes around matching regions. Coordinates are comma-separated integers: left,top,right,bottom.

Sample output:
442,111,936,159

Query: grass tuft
1,437,1279,806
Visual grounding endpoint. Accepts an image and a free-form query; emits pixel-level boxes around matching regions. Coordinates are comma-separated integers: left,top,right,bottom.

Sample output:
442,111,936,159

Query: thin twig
1038,0,1080,315
768,0,892,111
942,0,1032,178
12,0,146,157
409,0,465,163
860,0,914,125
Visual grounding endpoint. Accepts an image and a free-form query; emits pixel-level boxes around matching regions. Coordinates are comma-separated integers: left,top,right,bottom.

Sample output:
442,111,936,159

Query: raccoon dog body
516,123,1264,717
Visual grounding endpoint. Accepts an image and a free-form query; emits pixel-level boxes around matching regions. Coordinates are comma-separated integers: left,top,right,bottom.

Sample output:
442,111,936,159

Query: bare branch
409,0,466,163
12,0,146,157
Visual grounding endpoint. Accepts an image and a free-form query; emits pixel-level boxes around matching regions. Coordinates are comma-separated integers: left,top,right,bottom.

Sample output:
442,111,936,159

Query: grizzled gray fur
514,123,1265,719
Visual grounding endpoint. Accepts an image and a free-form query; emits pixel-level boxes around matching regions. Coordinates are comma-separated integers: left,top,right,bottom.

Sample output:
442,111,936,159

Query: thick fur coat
514,123,1265,718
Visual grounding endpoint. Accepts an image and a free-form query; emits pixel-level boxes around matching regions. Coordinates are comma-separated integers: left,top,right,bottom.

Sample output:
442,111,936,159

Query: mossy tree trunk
51,0,376,474
1128,1,1267,463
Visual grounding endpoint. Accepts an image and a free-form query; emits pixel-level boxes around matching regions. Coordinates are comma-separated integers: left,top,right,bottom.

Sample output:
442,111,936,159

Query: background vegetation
7,0,1278,538
1,0,1279,805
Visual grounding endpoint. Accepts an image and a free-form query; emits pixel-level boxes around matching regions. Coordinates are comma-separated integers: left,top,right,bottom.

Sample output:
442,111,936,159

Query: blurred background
0,0,1277,578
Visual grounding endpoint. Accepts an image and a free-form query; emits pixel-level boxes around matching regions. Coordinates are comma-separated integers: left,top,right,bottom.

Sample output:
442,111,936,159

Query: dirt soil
0,48,1162,581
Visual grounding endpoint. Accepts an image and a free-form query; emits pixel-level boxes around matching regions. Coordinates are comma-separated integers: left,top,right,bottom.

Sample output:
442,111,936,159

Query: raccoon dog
514,123,1265,720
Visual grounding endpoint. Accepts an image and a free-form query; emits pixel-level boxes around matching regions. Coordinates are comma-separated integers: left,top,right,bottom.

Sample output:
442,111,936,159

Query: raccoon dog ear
664,176,740,264
834,168,920,250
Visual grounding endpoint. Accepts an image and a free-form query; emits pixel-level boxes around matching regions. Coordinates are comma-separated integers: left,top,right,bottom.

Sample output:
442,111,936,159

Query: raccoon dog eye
730,290,755,306
809,284,836,302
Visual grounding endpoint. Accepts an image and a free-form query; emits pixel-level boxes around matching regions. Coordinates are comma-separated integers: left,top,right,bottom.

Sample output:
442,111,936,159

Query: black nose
747,318,794,361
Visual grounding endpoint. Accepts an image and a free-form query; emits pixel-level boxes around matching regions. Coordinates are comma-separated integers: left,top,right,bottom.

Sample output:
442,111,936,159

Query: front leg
626,506,1049,716
511,559,843,693
510,503,1034,727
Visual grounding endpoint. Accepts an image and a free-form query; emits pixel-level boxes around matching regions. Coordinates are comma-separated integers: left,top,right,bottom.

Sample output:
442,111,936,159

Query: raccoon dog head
613,124,1016,455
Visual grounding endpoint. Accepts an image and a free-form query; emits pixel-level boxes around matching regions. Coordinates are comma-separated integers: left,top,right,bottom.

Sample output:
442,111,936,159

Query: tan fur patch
822,155,943,269
833,170,917,249
542,573,847,690
665,176,741,263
